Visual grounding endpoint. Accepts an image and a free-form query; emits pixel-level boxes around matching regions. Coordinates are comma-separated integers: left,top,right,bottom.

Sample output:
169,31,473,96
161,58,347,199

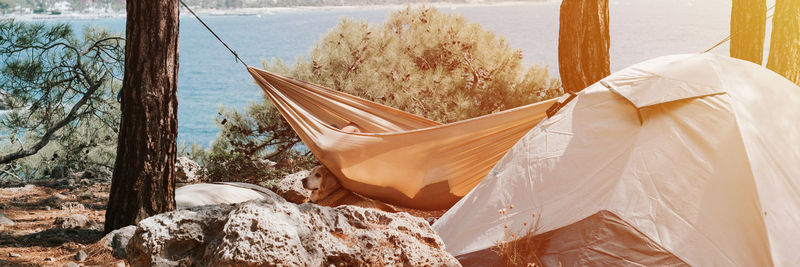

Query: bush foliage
204,6,562,184
269,6,561,122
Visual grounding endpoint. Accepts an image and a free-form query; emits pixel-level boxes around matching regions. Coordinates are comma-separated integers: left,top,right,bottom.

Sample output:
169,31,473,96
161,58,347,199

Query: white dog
302,166,395,212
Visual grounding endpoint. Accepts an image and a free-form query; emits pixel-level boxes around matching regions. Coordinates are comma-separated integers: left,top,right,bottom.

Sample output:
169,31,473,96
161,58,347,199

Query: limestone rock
50,165,69,179
83,166,113,180
276,170,310,204
175,157,204,184
127,191,459,266
46,193,69,205
54,214,99,230
104,225,137,259
75,250,87,261
0,211,13,226
59,202,85,211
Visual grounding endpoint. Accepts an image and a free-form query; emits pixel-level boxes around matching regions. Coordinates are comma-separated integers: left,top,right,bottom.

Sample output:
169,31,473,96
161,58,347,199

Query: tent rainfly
434,53,800,266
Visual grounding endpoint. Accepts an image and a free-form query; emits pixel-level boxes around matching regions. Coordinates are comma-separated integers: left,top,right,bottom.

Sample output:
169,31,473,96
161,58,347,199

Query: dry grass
493,205,543,267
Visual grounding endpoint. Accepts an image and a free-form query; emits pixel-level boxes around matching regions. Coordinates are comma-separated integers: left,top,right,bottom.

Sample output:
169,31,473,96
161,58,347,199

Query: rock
51,165,69,179
54,214,99,230
102,225,137,259
75,250,87,261
63,262,79,267
46,193,68,205
68,166,113,181
77,191,95,200
126,190,459,266
60,202,85,211
62,242,82,250
275,170,310,204
0,211,13,226
114,261,126,267
82,166,113,181
44,257,54,261
8,252,21,257
175,157,204,184
275,158,295,170
53,178,77,189
255,159,277,169
2,184,35,193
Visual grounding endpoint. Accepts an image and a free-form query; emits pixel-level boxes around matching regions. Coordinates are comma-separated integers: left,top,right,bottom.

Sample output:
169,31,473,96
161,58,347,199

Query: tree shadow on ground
0,258,39,267
0,228,104,248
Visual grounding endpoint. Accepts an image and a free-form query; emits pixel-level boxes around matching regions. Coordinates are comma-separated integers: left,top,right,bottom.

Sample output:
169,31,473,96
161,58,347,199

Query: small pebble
74,250,87,261
44,257,55,261
63,262,80,267
8,252,21,257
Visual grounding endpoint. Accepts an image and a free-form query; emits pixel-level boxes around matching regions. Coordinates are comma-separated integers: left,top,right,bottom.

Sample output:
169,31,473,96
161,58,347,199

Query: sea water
47,0,736,145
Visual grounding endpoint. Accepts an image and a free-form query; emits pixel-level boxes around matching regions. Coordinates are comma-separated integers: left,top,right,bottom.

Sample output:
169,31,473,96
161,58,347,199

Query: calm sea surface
54,0,735,145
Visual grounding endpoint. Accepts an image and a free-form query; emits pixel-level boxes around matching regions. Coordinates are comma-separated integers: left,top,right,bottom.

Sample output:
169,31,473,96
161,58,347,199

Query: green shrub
200,101,318,187
269,6,562,122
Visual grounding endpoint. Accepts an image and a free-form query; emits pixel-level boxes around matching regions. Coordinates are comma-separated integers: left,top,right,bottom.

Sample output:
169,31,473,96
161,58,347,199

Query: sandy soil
0,178,123,267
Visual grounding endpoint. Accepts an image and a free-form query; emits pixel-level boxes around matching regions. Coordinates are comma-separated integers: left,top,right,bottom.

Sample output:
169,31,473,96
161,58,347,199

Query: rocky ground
0,170,121,266
0,161,453,266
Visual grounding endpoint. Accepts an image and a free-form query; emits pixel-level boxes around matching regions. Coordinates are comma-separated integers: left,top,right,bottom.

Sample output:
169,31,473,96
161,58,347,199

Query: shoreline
0,0,557,21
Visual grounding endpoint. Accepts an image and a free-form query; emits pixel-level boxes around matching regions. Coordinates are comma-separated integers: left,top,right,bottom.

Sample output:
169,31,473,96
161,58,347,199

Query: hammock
248,67,555,210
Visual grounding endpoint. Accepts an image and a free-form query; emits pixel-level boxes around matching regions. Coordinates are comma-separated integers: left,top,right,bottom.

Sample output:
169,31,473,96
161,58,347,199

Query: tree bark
105,0,180,232
558,0,610,93
730,0,766,65
767,0,800,85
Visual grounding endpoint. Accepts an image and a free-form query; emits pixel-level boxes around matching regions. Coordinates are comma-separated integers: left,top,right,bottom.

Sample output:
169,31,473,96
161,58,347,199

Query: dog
301,166,396,212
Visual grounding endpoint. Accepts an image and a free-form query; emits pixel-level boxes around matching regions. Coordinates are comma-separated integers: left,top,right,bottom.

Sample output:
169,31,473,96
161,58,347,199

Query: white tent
433,53,800,266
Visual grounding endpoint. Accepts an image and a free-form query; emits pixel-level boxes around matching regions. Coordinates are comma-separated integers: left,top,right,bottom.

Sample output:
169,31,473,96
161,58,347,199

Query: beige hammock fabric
248,67,555,209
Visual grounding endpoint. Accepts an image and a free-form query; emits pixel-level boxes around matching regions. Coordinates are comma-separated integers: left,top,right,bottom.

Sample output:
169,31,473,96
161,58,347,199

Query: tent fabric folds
434,53,800,266
247,67,556,210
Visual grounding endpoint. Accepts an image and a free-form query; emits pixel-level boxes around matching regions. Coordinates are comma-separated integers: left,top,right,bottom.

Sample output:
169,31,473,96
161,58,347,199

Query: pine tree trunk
105,0,180,232
767,0,800,85
730,0,766,64
558,0,610,93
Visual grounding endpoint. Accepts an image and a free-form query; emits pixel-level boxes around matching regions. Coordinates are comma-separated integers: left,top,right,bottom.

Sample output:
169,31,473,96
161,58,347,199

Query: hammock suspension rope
704,4,775,53
179,0,248,68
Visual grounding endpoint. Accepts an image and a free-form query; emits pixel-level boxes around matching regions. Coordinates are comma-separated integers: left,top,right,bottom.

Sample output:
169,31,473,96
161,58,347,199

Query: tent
247,67,555,210
433,53,800,266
